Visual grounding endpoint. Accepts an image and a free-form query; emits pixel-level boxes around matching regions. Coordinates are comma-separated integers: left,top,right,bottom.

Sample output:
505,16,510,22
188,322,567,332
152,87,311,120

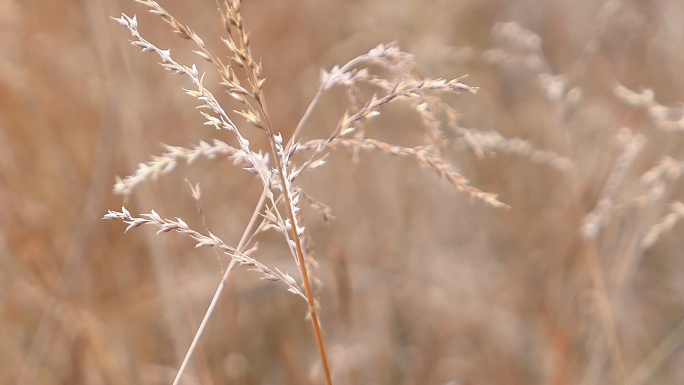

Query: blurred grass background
2,0,684,384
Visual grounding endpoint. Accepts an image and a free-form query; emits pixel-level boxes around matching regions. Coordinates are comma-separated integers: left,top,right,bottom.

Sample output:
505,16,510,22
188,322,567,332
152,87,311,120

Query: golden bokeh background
2,0,684,384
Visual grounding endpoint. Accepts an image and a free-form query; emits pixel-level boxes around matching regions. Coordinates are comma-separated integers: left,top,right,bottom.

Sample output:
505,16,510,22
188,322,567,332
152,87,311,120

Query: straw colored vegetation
2,0,684,384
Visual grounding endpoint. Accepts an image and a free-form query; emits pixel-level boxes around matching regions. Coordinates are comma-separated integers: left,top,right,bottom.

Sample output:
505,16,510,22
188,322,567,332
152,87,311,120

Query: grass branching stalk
267,129,334,385
216,0,334,380
108,1,511,384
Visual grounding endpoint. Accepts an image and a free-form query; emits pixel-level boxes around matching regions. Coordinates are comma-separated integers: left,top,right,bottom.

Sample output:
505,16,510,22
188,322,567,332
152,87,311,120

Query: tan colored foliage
2,1,684,384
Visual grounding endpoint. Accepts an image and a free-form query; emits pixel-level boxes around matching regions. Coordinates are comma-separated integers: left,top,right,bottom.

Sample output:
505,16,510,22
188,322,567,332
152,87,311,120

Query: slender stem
257,93,334,385
172,189,268,385
584,239,625,381
624,314,684,385
229,4,334,380
285,54,375,153
287,88,324,150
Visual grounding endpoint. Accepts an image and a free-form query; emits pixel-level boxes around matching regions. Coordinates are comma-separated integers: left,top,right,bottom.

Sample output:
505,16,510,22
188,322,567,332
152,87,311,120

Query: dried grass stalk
106,1,511,384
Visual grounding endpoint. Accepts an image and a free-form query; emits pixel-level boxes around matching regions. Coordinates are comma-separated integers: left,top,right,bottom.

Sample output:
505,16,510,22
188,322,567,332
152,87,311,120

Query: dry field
2,0,684,384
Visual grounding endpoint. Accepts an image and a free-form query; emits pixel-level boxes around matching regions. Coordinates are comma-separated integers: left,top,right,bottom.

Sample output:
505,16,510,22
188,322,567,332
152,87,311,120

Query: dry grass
3,0,684,384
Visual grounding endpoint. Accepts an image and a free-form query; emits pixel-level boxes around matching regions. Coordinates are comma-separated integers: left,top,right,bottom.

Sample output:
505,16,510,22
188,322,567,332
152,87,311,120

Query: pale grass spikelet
114,140,242,196
636,157,684,249
582,128,645,239
296,138,509,209
102,207,306,298
641,201,684,250
537,73,566,103
613,85,684,248
294,49,506,209
457,127,574,172
615,84,684,132
486,20,583,109
614,84,655,107
294,187,334,222
640,156,684,204
484,21,544,72
493,21,542,52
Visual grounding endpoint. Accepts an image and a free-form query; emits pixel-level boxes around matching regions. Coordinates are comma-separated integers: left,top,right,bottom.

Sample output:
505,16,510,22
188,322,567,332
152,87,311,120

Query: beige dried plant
103,0,511,384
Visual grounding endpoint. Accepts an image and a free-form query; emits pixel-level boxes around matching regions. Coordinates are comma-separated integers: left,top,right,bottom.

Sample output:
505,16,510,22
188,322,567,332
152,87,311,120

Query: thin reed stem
287,87,324,150
256,92,335,385
172,189,268,385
